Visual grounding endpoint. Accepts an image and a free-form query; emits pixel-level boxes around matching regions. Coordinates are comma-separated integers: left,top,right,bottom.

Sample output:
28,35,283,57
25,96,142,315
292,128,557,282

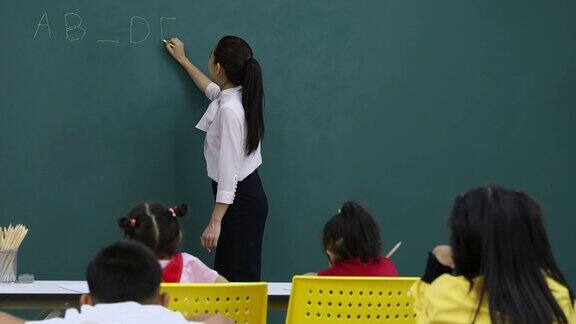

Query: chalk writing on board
96,40,120,44
65,13,86,42
160,17,177,40
130,16,150,44
32,11,177,46
33,12,51,39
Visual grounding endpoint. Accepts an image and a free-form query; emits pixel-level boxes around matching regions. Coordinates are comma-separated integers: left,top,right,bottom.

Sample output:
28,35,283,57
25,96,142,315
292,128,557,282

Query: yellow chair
285,276,419,323
161,283,268,324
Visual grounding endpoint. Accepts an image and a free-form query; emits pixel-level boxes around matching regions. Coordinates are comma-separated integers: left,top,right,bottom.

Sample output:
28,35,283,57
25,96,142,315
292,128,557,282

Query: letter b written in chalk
65,12,86,41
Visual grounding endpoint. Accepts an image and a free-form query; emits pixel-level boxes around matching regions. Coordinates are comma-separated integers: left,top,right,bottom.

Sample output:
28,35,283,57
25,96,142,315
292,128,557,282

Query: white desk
0,281,291,312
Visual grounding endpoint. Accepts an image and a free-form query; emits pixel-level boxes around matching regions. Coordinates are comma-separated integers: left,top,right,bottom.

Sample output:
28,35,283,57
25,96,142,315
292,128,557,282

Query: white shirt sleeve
215,107,243,204
26,308,79,323
204,82,221,101
26,319,66,323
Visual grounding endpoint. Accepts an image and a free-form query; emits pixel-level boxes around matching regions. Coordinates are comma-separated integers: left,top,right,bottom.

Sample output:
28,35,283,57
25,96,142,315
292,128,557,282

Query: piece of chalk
163,39,175,48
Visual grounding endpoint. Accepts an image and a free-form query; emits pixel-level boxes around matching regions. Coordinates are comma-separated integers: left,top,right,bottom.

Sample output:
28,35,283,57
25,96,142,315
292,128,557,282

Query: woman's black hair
118,202,187,259
450,184,574,324
213,35,264,155
323,201,382,263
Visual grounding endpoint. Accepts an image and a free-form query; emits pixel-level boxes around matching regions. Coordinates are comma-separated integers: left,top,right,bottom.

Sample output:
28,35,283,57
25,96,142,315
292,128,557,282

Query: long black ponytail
213,36,264,155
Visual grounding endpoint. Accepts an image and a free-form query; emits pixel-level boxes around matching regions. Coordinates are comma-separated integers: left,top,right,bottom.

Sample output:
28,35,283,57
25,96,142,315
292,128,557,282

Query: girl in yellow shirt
411,184,575,324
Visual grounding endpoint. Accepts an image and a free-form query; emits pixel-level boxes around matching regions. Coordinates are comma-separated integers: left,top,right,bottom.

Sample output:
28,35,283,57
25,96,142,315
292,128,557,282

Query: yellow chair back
285,276,419,323
161,282,268,324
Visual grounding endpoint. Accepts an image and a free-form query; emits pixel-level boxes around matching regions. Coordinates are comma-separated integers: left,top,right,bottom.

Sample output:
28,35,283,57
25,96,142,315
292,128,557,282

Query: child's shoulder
179,252,201,262
178,252,213,270
177,252,219,283
379,256,395,264
374,256,399,276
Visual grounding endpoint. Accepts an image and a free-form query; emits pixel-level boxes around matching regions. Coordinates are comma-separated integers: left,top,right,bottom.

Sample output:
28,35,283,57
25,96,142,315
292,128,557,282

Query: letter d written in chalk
130,16,150,44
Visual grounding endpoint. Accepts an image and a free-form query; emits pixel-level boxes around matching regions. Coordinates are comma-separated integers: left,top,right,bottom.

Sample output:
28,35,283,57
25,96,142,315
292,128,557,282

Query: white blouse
196,82,262,204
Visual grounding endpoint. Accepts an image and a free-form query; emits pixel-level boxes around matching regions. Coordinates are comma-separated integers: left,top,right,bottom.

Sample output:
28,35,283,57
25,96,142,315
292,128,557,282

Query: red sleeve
317,265,340,276
383,258,399,276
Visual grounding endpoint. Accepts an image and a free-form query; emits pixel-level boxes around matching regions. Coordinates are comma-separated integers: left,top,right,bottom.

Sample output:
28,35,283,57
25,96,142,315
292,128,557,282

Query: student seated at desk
0,241,231,324
311,201,398,276
411,185,575,324
119,202,227,283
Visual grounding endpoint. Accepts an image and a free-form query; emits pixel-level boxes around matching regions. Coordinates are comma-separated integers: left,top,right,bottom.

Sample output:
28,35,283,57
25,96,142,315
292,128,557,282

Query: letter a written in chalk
34,12,52,39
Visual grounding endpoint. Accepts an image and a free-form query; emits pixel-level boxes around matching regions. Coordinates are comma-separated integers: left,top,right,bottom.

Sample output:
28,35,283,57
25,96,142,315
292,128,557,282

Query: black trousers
211,170,268,282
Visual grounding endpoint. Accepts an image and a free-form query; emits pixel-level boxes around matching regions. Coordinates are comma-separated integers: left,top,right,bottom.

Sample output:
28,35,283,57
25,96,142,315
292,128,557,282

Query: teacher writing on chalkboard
165,36,268,282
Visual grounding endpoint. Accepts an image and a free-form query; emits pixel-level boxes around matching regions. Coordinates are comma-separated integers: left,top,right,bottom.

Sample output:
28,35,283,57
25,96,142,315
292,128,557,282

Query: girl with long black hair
412,184,575,323
165,36,267,282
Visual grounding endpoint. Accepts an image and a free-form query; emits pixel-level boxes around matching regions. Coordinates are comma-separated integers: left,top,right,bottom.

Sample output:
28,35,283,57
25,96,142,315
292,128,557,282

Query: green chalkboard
1,0,575,321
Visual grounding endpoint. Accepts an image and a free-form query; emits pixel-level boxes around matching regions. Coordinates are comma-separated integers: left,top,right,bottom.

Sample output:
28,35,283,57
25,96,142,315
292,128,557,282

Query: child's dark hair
214,35,264,155
86,240,161,303
118,202,187,259
323,201,382,263
450,184,574,324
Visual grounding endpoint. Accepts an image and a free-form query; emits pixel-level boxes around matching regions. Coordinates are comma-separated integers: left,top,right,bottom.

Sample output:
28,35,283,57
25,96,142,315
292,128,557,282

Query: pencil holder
0,249,18,283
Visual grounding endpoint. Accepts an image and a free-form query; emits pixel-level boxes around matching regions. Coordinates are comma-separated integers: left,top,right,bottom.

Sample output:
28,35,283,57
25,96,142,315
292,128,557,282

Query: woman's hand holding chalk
164,37,188,63
163,39,175,49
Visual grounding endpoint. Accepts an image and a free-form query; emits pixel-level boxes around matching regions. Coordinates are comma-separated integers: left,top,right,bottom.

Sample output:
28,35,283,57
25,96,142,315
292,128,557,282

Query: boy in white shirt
0,241,231,324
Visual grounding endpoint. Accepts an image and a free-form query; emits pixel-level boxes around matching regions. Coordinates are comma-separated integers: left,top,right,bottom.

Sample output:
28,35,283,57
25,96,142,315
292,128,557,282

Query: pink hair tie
129,218,137,228
169,208,177,218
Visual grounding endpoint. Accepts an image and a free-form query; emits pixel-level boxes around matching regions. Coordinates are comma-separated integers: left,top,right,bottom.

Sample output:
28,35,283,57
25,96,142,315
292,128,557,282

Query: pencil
385,242,402,258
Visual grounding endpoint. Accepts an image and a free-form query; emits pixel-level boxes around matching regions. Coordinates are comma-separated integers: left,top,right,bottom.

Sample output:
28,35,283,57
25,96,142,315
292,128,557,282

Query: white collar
219,85,242,97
